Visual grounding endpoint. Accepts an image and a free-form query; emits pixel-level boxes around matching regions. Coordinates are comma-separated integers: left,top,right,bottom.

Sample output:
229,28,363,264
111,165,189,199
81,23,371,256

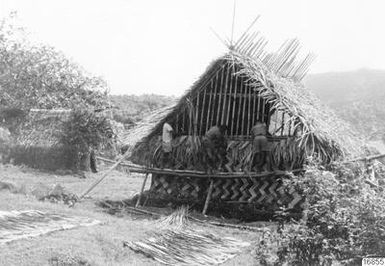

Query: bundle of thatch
124,207,250,265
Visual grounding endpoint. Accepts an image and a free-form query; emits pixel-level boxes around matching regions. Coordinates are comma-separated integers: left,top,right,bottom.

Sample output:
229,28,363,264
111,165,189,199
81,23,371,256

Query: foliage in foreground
256,161,385,266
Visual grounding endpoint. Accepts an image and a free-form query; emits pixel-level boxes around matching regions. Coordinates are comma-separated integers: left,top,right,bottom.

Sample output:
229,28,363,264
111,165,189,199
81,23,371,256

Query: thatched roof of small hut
16,109,72,147
124,32,364,168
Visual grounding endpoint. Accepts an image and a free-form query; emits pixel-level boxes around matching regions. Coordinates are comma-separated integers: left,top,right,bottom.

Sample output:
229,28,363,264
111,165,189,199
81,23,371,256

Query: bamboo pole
199,87,207,135
202,179,214,215
195,91,200,136
261,98,266,122
252,86,257,126
256,91,261,121
216,65,225,125
235,78,243,135
241,79,247,135
247,83,252,134
206,80,214,132
78,149,132,200
96,156,302,179
135,173,149,207
230,65,238,136
222,63,231,125
211,72,220,128
281,112,285,136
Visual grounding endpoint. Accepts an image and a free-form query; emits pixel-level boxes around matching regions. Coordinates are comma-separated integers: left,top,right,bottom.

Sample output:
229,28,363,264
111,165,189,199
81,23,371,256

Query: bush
256,161,385,265
60,108,115,170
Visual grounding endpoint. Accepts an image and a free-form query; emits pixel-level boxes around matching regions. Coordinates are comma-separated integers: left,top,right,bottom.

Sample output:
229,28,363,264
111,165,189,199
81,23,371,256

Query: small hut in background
7,109,77,170
7,108,119,171
124,28,362,214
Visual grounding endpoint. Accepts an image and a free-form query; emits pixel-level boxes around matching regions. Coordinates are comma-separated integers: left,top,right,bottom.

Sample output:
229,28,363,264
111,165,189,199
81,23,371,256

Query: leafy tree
0,13,108,111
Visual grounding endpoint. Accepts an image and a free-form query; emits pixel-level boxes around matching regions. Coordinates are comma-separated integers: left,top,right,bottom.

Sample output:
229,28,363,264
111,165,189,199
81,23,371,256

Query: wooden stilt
202,178,214,215
135,173,149,208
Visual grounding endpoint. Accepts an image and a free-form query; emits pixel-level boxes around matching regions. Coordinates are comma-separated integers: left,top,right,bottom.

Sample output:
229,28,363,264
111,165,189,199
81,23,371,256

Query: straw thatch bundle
124,207,250,265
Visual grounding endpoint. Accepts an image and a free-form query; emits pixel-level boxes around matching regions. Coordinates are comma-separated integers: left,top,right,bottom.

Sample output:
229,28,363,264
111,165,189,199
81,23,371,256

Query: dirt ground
0,163,264,266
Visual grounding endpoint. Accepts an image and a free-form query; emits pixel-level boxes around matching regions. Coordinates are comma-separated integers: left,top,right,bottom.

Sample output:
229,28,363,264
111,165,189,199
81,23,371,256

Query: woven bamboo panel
150,174,304,210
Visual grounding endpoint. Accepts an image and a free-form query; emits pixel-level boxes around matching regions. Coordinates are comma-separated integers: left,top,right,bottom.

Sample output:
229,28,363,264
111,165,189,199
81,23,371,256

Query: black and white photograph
0,0,385,265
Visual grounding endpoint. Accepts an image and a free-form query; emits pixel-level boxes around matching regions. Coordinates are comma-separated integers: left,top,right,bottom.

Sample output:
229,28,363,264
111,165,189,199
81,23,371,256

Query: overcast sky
0,0,384,96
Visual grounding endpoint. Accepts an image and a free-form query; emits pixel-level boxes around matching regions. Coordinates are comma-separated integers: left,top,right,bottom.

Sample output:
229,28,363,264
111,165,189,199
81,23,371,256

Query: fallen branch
343,153,385,164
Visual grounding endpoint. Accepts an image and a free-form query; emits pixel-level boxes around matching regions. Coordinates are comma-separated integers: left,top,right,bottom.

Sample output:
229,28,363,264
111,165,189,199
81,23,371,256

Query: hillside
109,94,176,127
305,69,385,140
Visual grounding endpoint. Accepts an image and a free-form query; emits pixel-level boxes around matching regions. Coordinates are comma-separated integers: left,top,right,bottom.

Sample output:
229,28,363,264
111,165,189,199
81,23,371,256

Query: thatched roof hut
127,50,361,171
120,31,364,214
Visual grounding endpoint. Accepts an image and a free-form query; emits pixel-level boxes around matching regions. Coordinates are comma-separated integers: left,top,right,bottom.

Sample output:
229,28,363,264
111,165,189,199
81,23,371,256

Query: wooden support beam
135,173,149,208
202,179,214,215
96,156,302,179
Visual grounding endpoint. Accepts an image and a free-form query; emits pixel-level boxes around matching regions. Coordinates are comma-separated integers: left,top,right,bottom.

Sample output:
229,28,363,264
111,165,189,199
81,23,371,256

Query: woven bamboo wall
149,174,304,211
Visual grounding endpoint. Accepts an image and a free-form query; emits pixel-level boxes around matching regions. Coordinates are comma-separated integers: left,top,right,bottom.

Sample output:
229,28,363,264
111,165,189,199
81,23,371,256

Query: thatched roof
16,109,71,147
124,50,363,163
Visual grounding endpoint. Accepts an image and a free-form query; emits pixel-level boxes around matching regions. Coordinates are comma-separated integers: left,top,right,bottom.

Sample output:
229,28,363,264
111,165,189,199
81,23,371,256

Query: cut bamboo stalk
202,178,214,215
135,173,149,208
